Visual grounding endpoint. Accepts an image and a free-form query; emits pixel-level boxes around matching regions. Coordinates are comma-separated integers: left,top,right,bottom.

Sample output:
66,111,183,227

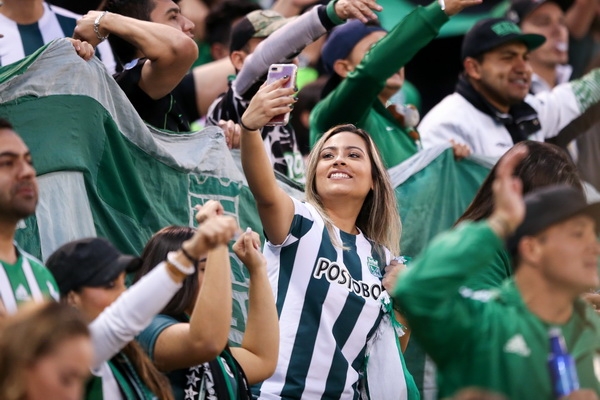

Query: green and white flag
0,40,492,394
0,40,306,343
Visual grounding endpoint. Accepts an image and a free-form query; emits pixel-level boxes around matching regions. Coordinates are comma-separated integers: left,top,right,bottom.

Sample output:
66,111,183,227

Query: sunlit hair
305,124,401,256
0,302,90,400
134,225,198,316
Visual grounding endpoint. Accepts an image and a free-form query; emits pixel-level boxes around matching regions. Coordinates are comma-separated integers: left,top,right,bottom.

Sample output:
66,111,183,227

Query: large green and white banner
0,40,493,397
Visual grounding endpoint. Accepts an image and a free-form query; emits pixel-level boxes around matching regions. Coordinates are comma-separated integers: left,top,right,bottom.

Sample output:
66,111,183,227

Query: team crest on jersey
15,284,31,302
367,257,381,278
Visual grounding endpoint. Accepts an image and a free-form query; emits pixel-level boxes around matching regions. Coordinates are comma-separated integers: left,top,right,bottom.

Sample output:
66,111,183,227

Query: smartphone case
265,64,297,126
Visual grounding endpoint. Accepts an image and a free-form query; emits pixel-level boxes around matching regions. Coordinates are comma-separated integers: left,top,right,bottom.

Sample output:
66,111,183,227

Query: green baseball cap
461,18,546,60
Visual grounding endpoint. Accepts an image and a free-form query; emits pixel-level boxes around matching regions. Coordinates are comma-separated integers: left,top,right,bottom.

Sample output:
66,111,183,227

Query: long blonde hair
305,124,401,256
0,302,90,400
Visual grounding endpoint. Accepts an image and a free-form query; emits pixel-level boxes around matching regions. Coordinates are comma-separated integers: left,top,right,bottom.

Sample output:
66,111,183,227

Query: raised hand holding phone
265,64,298,126
240,72,297,132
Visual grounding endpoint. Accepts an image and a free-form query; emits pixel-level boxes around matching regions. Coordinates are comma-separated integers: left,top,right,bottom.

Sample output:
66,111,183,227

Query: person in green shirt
456,140,584,291
393,146,600,399
309,0,473,168
0,118,60,314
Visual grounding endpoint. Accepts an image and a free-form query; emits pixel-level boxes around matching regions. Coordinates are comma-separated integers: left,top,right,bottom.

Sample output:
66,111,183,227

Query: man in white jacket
418,17,600,158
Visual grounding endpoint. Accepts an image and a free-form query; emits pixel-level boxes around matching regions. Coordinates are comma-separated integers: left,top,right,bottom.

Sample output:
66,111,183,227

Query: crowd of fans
1,0,600,398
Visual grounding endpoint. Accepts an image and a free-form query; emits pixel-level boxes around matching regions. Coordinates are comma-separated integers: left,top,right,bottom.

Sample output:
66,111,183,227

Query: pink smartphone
265,63,297,126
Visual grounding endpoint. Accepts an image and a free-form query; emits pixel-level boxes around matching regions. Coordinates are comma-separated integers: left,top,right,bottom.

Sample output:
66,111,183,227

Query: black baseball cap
507,185,600,254
506,0,573,25
46,237,142,295
461,18,546,60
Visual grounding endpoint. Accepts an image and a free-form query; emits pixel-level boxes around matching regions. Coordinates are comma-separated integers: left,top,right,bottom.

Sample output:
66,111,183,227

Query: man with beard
418,17,600,158
0,119,59,314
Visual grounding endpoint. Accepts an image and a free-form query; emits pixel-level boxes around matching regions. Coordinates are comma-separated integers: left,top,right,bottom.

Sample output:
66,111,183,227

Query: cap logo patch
491,21,522,36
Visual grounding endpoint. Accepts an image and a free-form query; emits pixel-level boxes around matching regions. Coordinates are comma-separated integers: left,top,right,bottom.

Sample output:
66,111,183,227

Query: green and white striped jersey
256,198,392,399
0,243,59,314
0,2,116,74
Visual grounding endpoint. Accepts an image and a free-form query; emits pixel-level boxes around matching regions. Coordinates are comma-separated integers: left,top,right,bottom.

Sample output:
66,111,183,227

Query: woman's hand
67,38,96,61
334,0,383,23
488,146,528,239
382,258,407,292
240,78,297,131
443,0,483,17
183,215,239,259
233,228,266,274
450,139,471,160
217,119,241,149
194,200,225,224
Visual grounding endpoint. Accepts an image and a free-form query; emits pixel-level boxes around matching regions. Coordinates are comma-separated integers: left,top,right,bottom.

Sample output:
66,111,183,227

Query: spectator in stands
180,0,226,68
506,0,572,94
0,0,115,72
179,0,211,50
204,0,260,61
505,0,600,199
74,0,199,132
458,140,600,319
46,211,239,399
310,0,477,169
135,200,278,400
75,0,251,129
188,0,260,119
394,146,600,399
206,0,384,183
238,79,417,399
0,302,92,400
0,118,60,314
456,140,583,290
418,17,600,158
